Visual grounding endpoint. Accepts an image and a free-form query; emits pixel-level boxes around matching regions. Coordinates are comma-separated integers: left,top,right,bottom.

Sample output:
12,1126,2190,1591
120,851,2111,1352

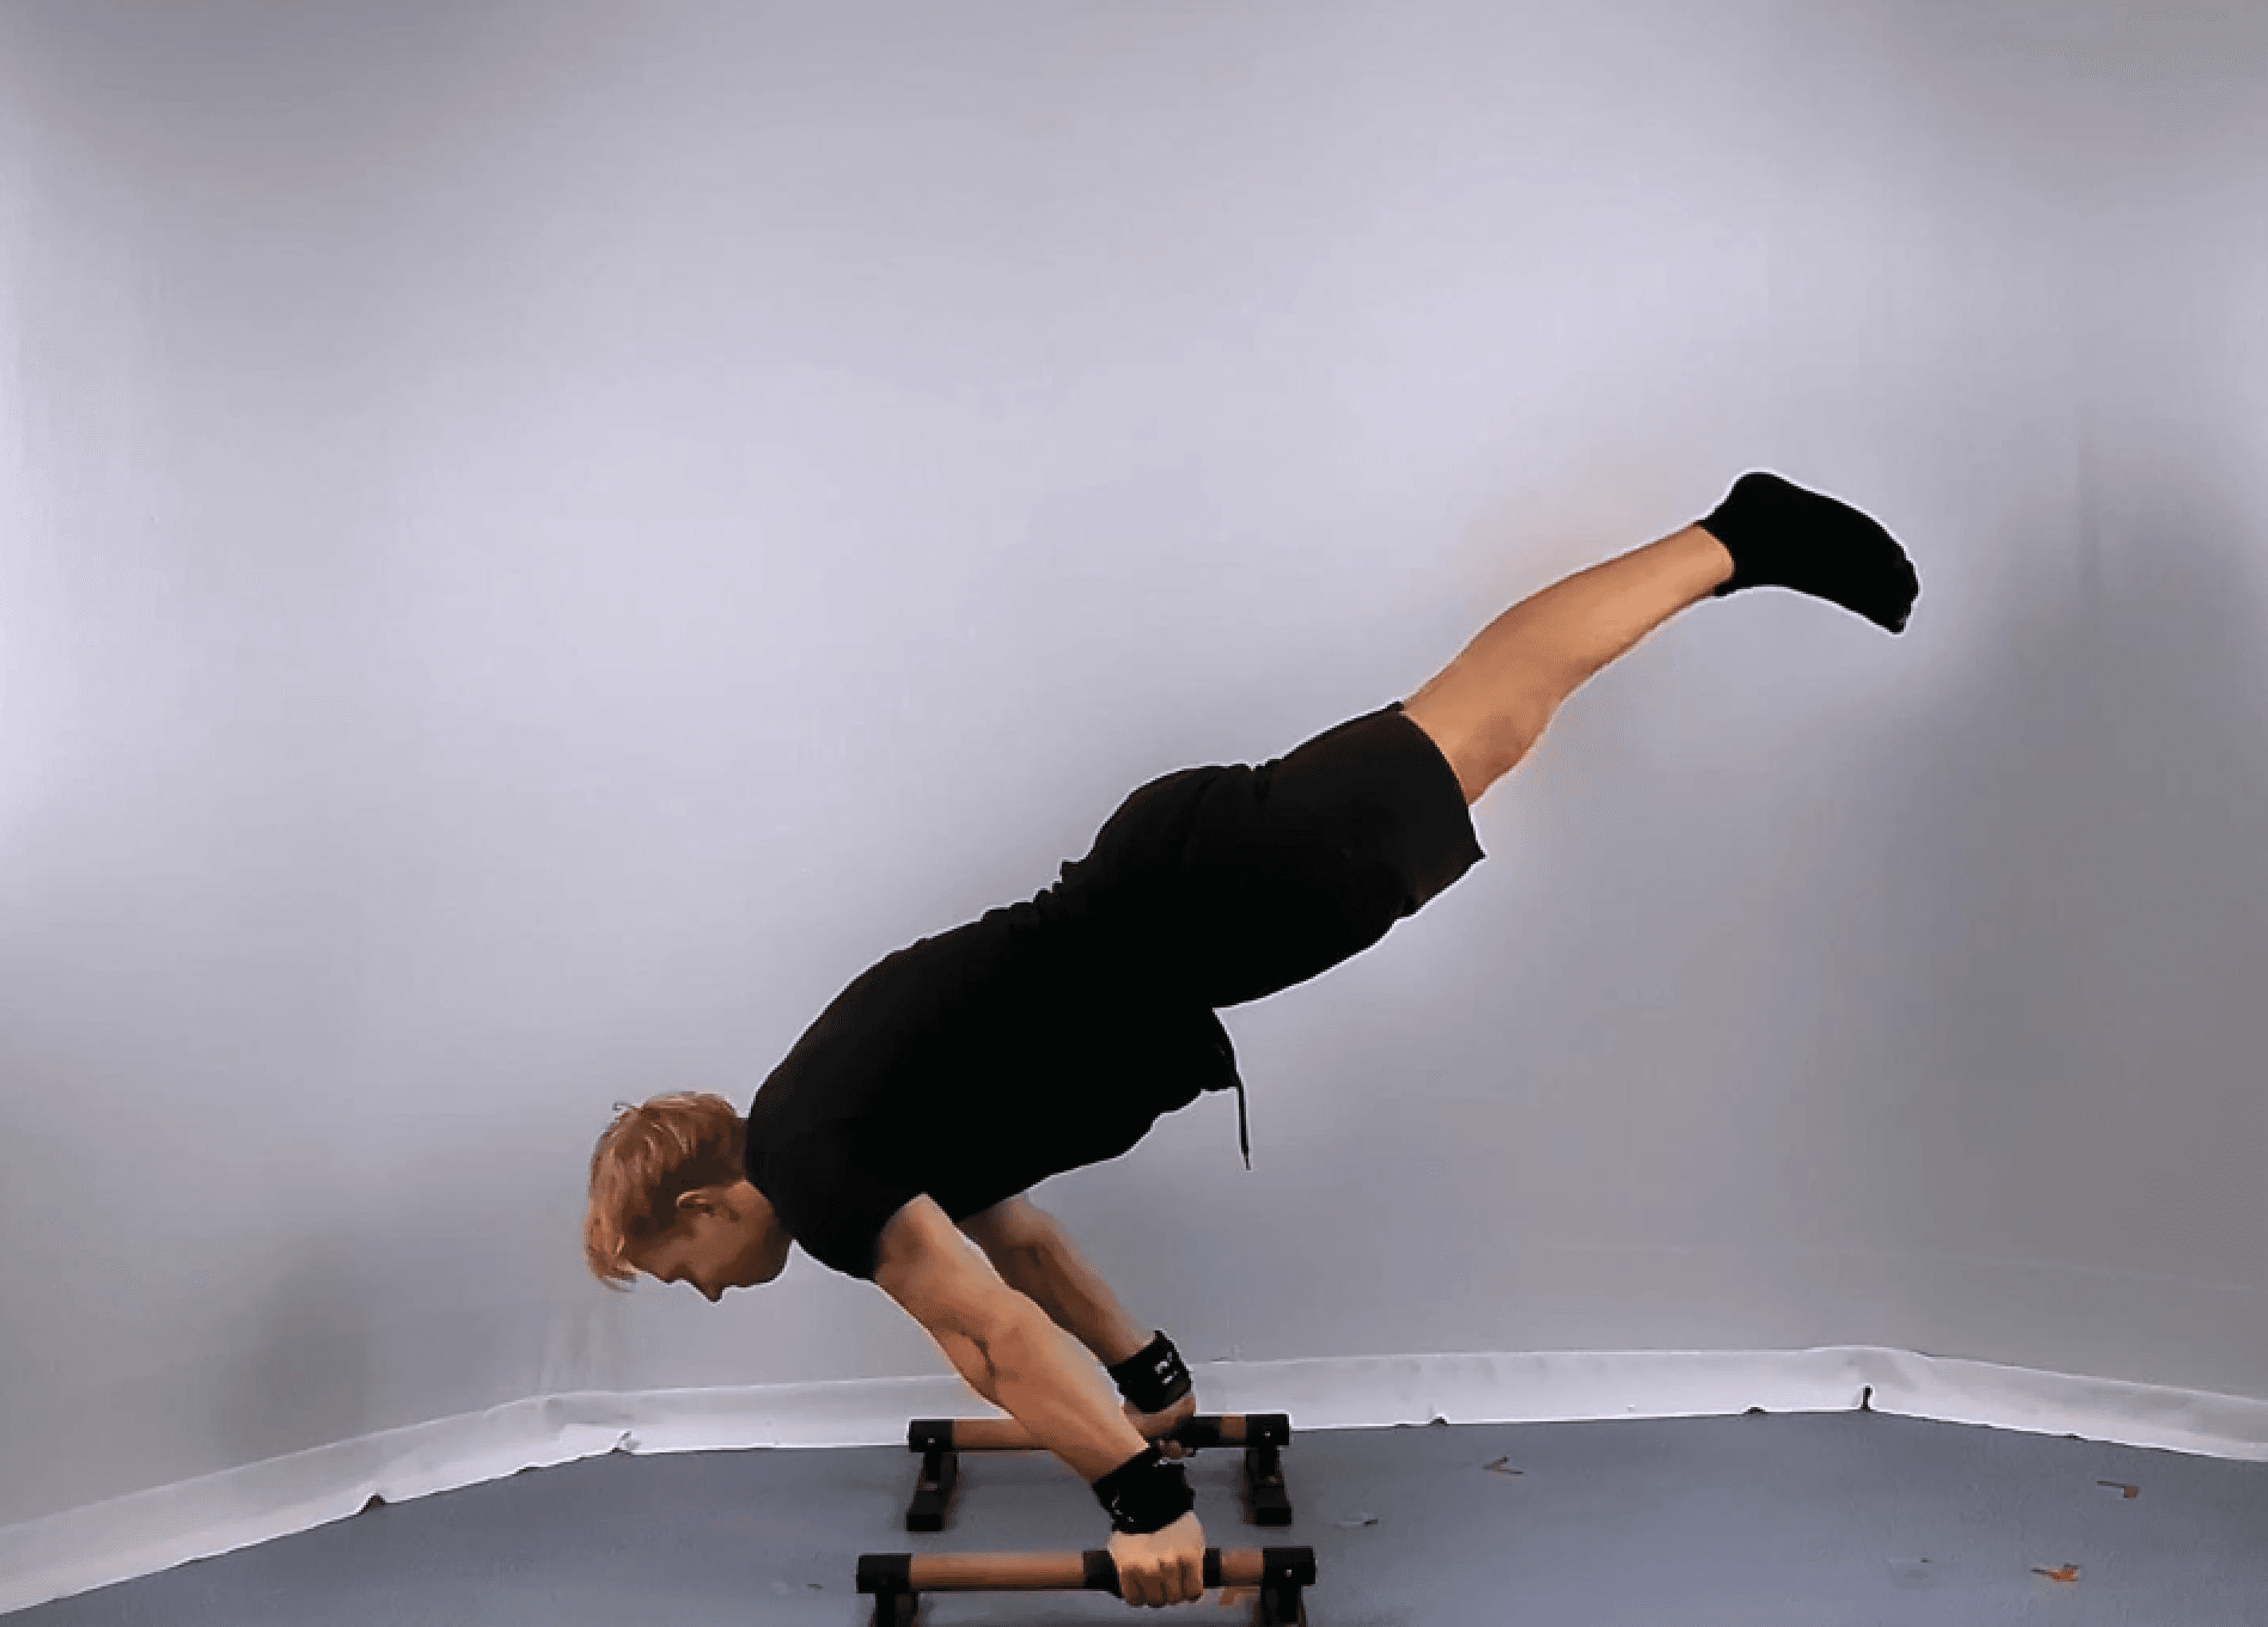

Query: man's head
584,1092,792,1299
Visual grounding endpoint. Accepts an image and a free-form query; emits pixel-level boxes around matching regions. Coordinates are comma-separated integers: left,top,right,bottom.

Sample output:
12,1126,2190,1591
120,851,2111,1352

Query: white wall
4,0,2266,1589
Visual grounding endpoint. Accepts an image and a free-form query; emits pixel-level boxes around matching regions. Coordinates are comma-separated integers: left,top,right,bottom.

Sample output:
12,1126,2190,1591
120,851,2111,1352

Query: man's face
635,1193,763,1301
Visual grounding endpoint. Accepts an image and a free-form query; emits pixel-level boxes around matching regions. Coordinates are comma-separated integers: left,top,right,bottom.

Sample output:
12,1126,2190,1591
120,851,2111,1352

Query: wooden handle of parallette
908,1546,1268,1593
950,1413,1253,1451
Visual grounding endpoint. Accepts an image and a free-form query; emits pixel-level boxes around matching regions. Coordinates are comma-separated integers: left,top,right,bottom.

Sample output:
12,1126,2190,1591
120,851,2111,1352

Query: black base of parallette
903,1413,1295,1531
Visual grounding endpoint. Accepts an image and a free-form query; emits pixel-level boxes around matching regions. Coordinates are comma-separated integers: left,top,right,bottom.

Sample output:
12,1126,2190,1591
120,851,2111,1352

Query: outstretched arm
985,1223,1198,1452
983,1220,1154,1367
980,1308,1158,1480
875,1195,1150,1482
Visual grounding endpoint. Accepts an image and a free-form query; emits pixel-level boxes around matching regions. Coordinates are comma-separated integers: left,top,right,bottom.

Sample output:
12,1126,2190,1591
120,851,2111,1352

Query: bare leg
1403,525,1735,804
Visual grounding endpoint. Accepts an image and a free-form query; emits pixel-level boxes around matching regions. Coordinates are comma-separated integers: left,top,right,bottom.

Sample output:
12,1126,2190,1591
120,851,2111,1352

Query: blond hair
583,1091,746,1289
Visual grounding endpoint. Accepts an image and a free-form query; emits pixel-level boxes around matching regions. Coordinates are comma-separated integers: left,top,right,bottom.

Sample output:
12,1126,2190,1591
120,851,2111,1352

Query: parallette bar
908,1411,1287,1452
859,1544,1316,1596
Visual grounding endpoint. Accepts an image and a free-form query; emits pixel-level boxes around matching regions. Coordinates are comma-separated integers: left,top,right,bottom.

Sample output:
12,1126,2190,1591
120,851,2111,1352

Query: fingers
1122,1563,1205,1609
1130,1578,1201,1608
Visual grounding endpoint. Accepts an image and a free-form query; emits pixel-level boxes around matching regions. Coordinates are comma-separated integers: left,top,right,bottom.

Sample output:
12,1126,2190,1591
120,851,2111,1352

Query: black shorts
1061,701,1486,1008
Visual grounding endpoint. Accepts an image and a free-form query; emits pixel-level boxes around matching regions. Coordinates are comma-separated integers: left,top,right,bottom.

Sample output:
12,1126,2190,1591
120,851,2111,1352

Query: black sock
1698,471,1920,634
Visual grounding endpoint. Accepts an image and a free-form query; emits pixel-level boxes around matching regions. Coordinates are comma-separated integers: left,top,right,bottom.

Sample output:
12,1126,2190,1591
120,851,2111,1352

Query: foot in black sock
1697,471,1921,634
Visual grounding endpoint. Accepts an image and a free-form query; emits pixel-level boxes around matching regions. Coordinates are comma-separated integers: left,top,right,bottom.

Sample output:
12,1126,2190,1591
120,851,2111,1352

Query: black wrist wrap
1091,1444,1196,1535
1106,1330,1193,1415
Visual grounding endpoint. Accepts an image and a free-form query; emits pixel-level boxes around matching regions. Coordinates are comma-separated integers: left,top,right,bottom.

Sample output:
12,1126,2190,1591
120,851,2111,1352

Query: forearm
998,1233,1154,1369
981,1303,1153,1483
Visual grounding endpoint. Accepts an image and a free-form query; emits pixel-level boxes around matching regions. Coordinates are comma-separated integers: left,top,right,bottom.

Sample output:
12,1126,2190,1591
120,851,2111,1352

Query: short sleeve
763,1127,926,1281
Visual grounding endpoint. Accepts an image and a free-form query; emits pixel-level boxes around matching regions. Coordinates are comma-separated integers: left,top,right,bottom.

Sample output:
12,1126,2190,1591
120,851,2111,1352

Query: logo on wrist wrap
1107,1330,1193,1416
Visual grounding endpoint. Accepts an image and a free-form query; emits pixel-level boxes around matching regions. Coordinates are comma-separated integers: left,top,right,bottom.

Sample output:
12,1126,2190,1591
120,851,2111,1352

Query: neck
738,1181,788,1279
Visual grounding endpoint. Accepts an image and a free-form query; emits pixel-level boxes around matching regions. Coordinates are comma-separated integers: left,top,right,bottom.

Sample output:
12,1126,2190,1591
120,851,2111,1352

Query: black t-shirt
744,886,1242,1282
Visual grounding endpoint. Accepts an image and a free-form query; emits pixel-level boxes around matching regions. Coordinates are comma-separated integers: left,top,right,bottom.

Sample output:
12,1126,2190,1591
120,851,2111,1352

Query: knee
1405,688,1554,807
1461,706,1551,803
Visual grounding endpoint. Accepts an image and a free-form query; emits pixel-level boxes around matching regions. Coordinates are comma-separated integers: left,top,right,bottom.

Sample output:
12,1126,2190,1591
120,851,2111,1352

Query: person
580,470,1920,1609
